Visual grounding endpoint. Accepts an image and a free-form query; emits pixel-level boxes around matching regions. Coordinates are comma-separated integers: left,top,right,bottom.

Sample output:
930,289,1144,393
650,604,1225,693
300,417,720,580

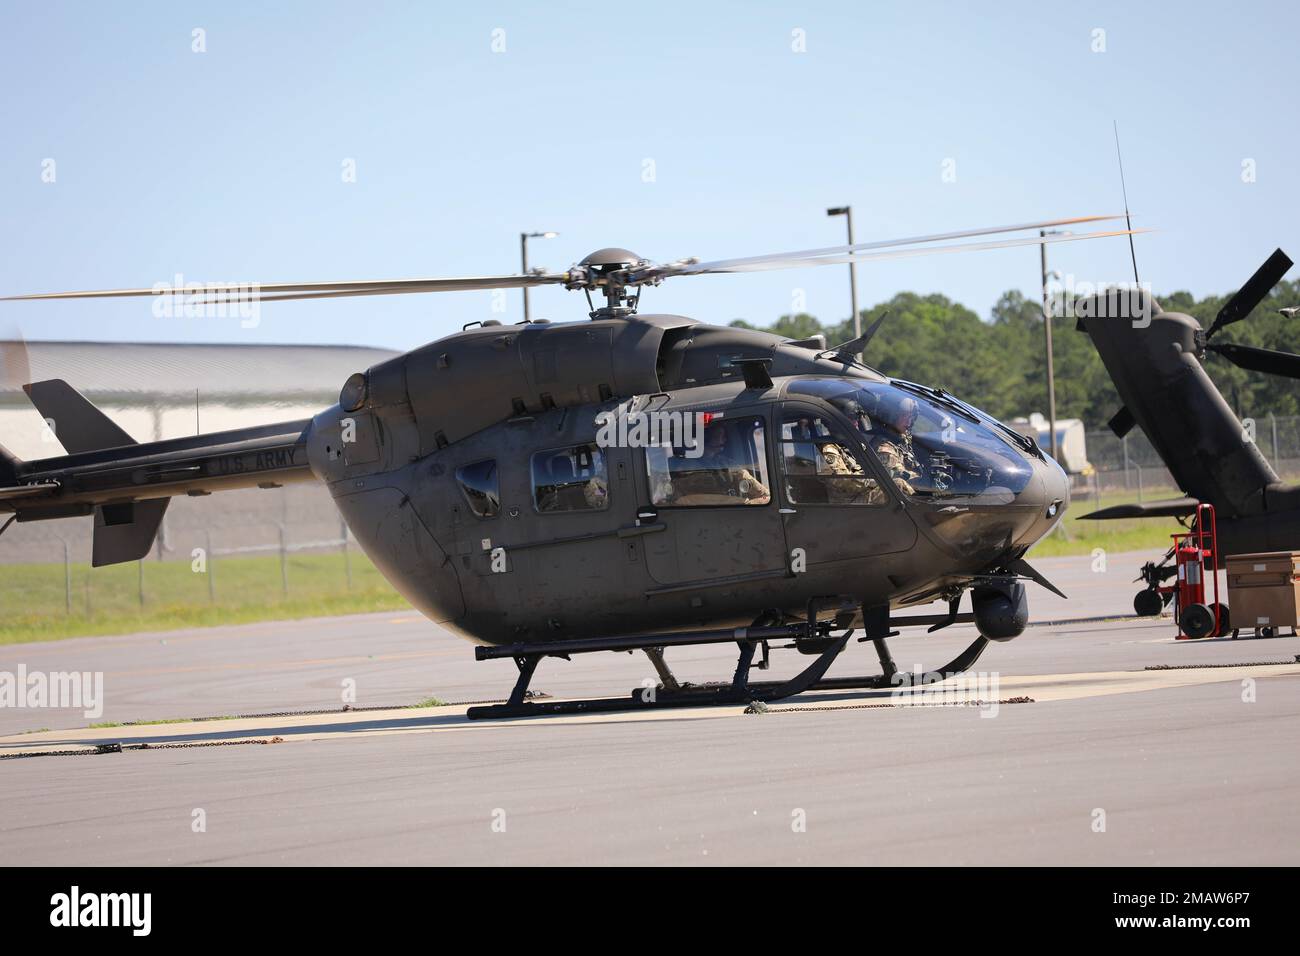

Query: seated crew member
818,438,874,504
868,395,924,496
669,421,770,505
582,472,609,509
542,453,608,511
794,413,876,505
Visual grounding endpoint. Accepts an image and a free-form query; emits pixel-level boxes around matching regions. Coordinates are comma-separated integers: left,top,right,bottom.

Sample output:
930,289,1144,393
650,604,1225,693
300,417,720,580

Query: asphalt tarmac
2,551,1297,865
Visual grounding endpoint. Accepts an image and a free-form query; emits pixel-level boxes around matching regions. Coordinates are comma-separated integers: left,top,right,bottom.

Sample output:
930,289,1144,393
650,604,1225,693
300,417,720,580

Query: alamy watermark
1046,274,1154,328
595,410,707,457
890,668,1002,717
0,666,104,719
150,273,261,329
50,886,150,936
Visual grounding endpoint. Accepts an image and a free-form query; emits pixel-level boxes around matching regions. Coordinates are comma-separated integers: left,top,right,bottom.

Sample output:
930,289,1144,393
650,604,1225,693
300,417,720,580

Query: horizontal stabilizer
92,499,169,567
23,380,136,454
1079,496,1199,520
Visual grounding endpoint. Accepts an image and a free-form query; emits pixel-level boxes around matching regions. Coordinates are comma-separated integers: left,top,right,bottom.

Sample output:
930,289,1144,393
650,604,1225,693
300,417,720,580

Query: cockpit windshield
788,378,1033,502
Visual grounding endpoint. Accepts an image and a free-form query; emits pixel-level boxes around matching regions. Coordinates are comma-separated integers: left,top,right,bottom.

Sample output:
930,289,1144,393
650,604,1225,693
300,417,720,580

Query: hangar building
0,340,398,565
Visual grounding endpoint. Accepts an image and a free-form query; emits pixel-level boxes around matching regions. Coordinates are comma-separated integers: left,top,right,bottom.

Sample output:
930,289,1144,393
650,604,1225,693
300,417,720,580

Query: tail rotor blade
1206,249,1293,340
1208,341,1300,380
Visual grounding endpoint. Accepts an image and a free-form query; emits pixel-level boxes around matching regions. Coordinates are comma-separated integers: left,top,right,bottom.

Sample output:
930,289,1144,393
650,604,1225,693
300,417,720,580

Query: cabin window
532,443,610,513
645,414,771,507
456,459,500,518
779,410,883,505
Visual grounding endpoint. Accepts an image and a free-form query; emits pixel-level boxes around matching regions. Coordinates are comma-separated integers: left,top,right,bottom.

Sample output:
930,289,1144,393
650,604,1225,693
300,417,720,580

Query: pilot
795,414,875,505
819,440,873,504
869,395,924,496
670,421,770,505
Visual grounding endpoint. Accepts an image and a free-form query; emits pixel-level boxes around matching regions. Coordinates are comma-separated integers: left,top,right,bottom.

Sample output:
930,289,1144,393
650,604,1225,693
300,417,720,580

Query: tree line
730,278,1300,429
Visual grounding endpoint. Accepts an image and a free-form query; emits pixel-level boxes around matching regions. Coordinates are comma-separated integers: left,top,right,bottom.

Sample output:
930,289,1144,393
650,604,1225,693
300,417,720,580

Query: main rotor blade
0,272,572,304
0,213,1146,306
634,213,1130,281
228,274,574,304
656,229,1148,277
1205,248,1294,340
1207,341,1300,380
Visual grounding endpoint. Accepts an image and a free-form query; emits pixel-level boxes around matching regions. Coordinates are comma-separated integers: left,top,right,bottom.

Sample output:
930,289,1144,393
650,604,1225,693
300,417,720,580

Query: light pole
520,231,558,322
1039,229,1063,463
826,207,860,344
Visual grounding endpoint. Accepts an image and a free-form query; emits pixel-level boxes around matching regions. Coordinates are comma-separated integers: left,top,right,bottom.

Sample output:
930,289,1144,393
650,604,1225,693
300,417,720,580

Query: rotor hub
568,248,649,320
577,247,644,270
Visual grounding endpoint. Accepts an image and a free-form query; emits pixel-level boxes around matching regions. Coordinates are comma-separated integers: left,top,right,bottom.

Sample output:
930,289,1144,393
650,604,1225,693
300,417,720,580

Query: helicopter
1075,247,1298,630
0,215,1137,718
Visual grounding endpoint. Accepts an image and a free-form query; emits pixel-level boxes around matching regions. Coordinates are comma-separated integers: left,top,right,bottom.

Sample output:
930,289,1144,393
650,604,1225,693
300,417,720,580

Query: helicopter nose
1040,453,1069,518
1018,454,1070,546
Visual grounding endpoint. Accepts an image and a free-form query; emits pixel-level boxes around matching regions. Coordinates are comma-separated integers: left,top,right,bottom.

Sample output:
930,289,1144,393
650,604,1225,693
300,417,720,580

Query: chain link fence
0,485,401,637
1071,414,1300,501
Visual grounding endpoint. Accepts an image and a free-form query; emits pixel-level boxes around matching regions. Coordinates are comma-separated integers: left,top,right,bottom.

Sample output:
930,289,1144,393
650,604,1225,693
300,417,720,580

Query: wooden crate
1225,551,1300,630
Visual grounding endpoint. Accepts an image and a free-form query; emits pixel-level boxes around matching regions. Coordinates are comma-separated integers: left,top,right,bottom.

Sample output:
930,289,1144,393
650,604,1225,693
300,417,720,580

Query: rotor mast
566,247,649,320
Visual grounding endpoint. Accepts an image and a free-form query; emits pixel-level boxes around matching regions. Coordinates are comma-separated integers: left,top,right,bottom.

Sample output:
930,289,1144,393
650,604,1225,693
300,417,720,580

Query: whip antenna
1113,120,1140,286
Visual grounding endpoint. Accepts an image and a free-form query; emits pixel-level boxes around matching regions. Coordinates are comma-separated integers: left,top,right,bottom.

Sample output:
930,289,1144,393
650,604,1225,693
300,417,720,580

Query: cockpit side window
532,443,609,513
645,414,772,507
456,459,500,518
779,409,885,506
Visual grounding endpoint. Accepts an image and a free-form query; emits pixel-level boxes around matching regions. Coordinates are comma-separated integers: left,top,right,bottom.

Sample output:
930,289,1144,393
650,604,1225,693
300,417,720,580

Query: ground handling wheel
1134,589,1164,617
1180,603,1216,639
1211,602,1230,637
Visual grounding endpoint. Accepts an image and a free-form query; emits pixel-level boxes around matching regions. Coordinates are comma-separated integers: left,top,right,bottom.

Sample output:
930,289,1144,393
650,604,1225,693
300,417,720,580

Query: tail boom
3,419,315,519
2,395,315,565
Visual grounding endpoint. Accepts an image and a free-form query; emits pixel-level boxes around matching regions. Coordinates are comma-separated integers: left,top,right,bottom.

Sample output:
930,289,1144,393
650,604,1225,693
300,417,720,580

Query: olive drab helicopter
0,215,1140,718
1076,247,1299,626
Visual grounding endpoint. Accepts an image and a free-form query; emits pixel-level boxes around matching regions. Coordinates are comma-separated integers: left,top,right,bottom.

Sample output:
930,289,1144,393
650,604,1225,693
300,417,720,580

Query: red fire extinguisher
1176,543,1204,611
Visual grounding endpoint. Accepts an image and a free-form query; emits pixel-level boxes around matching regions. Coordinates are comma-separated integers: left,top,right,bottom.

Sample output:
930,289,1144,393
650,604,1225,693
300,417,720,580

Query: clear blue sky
2,1,1297,351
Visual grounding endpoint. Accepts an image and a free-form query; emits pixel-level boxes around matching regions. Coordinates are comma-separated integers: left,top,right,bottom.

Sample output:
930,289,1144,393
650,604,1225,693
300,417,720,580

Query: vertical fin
23,380,136,454
92,499,169,567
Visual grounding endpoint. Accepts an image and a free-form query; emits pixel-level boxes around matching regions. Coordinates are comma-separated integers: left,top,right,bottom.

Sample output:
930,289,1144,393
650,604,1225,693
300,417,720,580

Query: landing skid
751,633,990,694
465,604,991,720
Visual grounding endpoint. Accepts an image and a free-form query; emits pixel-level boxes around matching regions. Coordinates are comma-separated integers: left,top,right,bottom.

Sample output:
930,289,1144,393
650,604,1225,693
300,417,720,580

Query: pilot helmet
839,398,872,434
878,393,918,434
896,395,919,425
